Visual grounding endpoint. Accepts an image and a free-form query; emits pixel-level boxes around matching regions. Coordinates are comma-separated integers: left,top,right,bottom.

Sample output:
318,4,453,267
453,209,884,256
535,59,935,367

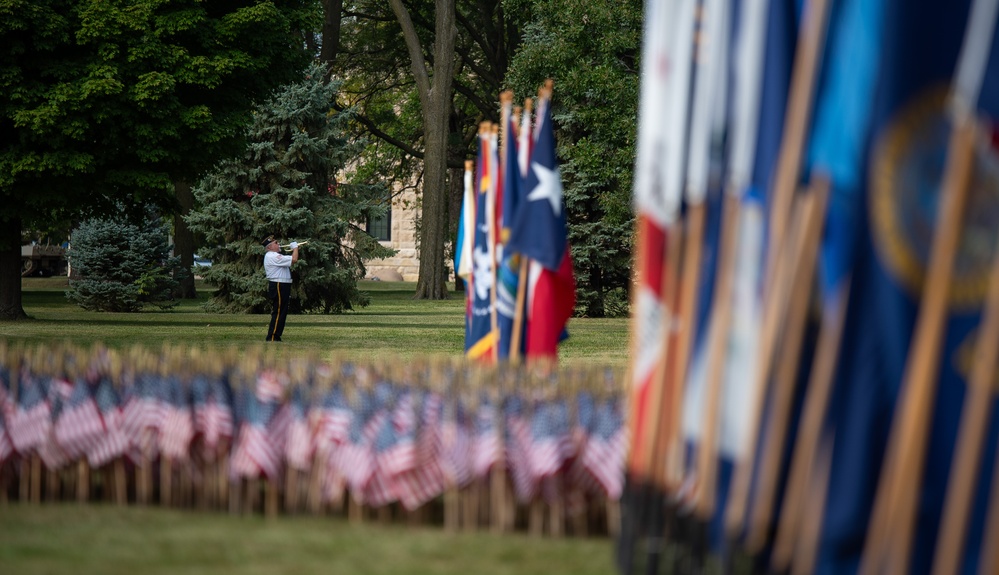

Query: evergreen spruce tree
66,208,181,312
186,64,394,314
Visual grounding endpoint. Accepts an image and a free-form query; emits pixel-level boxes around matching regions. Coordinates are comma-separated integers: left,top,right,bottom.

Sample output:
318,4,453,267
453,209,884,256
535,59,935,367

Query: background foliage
502,0,641,317
66,208,181,312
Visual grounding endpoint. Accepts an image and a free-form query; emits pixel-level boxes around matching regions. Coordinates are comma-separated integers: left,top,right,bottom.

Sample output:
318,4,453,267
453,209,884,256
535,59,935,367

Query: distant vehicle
193,255,212,269
22,243,67,277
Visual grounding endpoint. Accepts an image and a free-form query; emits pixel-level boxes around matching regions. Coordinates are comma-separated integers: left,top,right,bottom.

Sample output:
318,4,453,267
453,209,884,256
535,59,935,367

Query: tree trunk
390,0,456,300
173,179,197,298
320,0,344,68
0,217,28,320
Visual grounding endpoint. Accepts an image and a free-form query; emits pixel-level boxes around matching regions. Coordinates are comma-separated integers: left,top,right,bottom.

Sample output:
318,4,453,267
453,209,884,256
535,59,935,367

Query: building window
367,200,391,242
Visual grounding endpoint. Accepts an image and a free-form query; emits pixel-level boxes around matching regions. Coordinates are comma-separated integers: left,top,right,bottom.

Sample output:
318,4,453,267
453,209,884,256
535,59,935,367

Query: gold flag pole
860,115,977,575
931,213,999,575
724,0,832,539
745,176,829,552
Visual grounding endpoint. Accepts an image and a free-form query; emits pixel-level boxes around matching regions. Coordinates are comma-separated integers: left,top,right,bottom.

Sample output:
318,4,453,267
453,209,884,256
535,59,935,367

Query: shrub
66,209,182,312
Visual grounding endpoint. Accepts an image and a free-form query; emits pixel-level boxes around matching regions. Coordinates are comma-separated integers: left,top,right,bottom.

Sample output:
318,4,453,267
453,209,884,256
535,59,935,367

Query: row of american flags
0,343,626,530
623,0,999,573
456,84,576,363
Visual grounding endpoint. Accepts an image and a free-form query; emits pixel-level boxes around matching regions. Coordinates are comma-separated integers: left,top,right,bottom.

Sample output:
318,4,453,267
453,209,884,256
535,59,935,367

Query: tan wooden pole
664,200,707,490
771,276,851,569
745,177,829,553
693,192,741,519
724,192,805,535
508,97,533,364
647,219,684,491
859,116,976,575
724,0,832,537
791,434,835,575
931,209,999,575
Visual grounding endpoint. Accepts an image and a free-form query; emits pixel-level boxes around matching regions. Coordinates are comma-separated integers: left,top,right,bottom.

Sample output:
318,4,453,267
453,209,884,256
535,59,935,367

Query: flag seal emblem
870,86,999,309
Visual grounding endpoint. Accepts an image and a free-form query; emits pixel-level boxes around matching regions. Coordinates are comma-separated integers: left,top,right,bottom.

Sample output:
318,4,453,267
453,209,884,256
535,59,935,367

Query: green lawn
0,276,630,575
8,277,629,367
0,504,616,575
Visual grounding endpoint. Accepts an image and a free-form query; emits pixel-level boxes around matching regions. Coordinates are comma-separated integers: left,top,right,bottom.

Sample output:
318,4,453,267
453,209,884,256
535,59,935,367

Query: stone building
363,186,421,281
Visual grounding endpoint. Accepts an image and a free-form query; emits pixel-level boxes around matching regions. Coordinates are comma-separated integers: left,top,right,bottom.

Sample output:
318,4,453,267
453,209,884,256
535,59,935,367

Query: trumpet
279,240,309,250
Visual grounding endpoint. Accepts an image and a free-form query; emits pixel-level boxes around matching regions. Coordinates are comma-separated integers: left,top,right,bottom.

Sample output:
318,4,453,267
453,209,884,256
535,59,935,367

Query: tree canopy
0,0,314,319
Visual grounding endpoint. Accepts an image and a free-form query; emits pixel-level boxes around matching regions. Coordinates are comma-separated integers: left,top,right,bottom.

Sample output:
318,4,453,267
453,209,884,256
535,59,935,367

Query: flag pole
692,190,740,521
487,122,501,364
508,96,534,364
931,216,999,575
859,115,977,575
770,194,850,570
744,175,828,553
723,0,832,539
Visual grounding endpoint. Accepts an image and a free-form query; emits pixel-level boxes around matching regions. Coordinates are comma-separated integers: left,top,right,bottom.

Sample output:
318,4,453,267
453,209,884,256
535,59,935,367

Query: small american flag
230,387,281,481
122,372,168,462
366,391,403,508
205,377,234,455
441,396,472,488
0,406,13,466
159,377,193,461
581,398,627,499
54,377,105,461
504,394,537,502
38,376,72,469
391,390,446,510
7,370,52,455
472,393,501,479
284,386,313,471
566,391,600,495
337,386,386,500
87,378,128,467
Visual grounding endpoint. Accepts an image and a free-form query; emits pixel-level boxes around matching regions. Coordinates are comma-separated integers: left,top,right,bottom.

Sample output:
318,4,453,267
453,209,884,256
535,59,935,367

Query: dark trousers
266,281,291,341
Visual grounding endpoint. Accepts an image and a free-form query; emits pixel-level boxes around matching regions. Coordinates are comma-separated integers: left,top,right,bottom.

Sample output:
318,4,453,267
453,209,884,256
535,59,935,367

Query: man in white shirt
261,234,299,342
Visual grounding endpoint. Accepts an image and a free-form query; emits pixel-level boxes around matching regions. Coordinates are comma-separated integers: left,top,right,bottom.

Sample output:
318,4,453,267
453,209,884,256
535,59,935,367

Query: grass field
0,504,617,575
0,276,630,575
7,277,629,367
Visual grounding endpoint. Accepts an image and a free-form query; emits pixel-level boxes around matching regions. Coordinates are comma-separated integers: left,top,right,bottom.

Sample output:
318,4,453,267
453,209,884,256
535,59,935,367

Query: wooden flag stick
508,96,534,364
664,200,707,490
76,459,89,503
646,219,683,490
931,228,999,575
692,192,740,520
509,257,529,363
771,276,851,571
791,434,835,575
764,0,831,288
745,177,829,553
976,409,999,575
860,116,976,575
487,121,501,364
724,188,807,536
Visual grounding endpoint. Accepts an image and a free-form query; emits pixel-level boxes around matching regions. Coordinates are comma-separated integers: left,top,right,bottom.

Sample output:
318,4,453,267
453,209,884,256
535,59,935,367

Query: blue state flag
466,137,498,360
806,1,999,574
497,111,526,360
506,99,567,272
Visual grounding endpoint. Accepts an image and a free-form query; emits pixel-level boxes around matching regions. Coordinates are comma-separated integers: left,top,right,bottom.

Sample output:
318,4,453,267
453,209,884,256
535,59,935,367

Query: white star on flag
526,162,562,217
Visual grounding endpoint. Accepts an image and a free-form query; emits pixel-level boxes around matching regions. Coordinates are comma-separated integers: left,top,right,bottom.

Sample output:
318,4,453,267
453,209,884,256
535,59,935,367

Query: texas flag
507,95,575,359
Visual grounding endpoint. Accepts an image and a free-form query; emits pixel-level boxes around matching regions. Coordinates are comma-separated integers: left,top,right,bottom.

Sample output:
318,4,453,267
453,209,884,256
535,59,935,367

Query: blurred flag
800,0,999,573
466,127,500,361
497,101,527,360
509,96,576,359
88,377,127,468
54,377,105,461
